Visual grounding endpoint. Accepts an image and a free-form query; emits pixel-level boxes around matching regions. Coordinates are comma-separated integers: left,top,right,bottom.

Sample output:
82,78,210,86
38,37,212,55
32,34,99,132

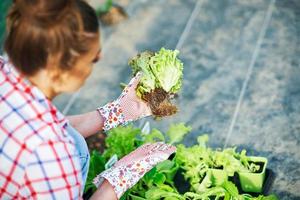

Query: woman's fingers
139,101,152,117
119,72,142,100
127,72,142,90
149,143,176,155
115,142,176,167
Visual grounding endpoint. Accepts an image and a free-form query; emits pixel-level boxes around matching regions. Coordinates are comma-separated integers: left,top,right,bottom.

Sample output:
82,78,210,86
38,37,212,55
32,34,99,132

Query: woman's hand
93,142,176,199
89,179,117,200
98,73,152,131
119,72,152,122
66,73,151,138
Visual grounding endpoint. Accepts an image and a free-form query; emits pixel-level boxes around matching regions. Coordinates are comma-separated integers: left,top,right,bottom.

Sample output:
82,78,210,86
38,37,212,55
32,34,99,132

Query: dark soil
142,88,177,117
83,188,93,200
86,132,106,153
212,166,224,170
174,168,191,194
249,161,265,173
209,196,224,200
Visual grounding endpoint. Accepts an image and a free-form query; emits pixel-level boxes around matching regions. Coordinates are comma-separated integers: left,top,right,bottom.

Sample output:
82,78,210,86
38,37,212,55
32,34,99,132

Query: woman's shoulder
0,102,76,175
0,96,74,148
0,100,74,148
0,54,75,163
0,72,74,152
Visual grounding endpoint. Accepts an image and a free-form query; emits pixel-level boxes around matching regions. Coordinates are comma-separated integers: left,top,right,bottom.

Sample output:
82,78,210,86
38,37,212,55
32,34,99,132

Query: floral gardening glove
93,142,176,198
97,72,152,132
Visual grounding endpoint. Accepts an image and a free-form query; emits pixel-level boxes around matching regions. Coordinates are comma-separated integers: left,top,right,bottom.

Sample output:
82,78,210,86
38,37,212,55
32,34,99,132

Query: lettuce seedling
128,48,184,117
84,124,278,200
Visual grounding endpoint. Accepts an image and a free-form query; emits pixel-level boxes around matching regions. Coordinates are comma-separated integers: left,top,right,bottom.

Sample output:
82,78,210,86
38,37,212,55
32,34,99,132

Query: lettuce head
129,48,183,95
128,48,184,117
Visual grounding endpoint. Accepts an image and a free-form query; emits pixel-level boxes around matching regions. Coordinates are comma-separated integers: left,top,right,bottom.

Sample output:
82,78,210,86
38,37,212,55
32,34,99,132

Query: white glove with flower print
98,72,152,132
93,142,176,198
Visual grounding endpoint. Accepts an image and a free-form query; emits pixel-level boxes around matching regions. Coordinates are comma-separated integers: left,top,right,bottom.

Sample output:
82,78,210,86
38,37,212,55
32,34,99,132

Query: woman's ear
47,67,71,93
45,54,70,93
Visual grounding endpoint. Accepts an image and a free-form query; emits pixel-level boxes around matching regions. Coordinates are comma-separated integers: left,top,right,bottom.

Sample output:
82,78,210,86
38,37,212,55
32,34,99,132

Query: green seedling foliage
84,124,276,200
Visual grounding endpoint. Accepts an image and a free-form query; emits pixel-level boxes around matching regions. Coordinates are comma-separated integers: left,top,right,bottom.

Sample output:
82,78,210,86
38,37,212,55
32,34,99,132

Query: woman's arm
89,180,117,200
66,74,151,138
67,111,104,138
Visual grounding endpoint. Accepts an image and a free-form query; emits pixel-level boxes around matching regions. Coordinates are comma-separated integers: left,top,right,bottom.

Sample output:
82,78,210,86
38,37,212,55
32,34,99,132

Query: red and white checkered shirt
0,56,83,199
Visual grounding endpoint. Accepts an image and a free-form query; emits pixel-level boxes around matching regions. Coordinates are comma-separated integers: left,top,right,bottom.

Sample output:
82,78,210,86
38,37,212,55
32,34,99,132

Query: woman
0,0,176,199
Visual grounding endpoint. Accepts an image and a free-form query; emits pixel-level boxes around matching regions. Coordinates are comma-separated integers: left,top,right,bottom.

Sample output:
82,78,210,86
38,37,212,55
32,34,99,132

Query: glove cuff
92,143,176,198
97,100,127,132
94,166,127,199
93,159,157,199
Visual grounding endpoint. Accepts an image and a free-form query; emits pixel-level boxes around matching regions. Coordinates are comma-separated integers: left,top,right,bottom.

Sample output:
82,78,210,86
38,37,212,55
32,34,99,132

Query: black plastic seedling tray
83,188,93,200
83,169,275,200
173,168,276,197
231,168,276,196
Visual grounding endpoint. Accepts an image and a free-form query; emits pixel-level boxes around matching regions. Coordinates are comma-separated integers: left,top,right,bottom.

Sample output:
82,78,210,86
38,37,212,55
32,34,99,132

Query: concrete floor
53,0,300,199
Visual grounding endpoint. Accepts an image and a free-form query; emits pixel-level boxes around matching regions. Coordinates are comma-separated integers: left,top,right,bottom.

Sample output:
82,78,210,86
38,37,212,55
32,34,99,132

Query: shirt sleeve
19,140,83,199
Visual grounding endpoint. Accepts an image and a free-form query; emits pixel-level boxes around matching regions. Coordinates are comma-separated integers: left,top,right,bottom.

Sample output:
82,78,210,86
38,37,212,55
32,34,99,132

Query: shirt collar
1,57,68,128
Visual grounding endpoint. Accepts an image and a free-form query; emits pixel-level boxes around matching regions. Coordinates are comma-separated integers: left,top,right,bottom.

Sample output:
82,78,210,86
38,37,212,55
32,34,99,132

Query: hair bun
14,0,74,23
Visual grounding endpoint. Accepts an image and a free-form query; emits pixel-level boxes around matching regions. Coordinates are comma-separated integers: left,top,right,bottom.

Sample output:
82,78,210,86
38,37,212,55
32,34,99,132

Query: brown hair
4,0,99,76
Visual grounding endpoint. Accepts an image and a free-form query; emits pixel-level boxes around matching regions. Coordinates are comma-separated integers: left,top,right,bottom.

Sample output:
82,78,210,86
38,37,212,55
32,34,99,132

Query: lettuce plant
128,48,184,117
84,124,277,200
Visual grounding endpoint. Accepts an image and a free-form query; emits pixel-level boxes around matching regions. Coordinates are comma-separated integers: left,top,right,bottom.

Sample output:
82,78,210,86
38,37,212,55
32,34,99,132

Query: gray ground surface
53,0,300,198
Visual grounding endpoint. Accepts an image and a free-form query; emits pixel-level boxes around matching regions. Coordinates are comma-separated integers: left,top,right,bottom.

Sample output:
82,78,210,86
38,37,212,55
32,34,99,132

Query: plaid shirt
0,57,83,199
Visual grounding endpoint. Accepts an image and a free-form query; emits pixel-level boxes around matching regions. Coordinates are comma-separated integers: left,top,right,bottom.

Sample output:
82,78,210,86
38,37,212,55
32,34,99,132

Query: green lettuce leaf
149,48,183,93
129,51,156,96
104,125,141,159
145,187,184,200
128,48,183,96
166,123,192,144
142,128,165,143
84,150,106,193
